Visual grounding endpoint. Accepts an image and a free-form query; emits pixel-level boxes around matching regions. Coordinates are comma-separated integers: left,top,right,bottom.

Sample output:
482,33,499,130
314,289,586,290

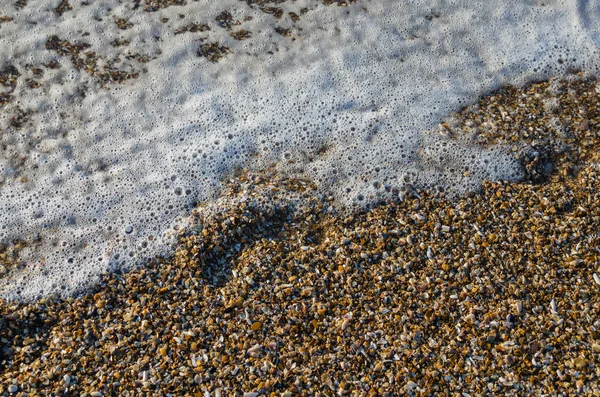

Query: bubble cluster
0,0,599,300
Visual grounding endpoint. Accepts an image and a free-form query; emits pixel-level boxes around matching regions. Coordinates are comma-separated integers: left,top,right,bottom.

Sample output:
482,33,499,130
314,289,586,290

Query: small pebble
250,321,262,331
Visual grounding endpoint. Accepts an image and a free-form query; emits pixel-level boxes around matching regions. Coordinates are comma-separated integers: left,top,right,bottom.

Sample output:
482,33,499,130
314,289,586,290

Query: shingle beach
1,75,600,396
3,0,600,395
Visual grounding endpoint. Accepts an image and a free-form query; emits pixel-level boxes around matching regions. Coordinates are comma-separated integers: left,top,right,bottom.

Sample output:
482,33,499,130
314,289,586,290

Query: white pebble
247,344,261,355
8,385,18,393
405,381,418,390
550,299,557,314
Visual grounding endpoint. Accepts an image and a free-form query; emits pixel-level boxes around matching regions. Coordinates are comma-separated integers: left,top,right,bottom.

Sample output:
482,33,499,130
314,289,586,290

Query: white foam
0,0,598,300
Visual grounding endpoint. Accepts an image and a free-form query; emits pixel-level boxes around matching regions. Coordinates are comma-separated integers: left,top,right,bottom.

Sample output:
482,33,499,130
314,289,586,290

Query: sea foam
0,0,598,300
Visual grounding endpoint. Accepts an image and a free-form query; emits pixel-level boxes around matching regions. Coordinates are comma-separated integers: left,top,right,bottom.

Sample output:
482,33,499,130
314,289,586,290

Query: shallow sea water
0,0,599,299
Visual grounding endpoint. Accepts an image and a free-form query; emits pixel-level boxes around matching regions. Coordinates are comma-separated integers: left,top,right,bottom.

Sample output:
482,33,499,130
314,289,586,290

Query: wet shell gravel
1,75,600,396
